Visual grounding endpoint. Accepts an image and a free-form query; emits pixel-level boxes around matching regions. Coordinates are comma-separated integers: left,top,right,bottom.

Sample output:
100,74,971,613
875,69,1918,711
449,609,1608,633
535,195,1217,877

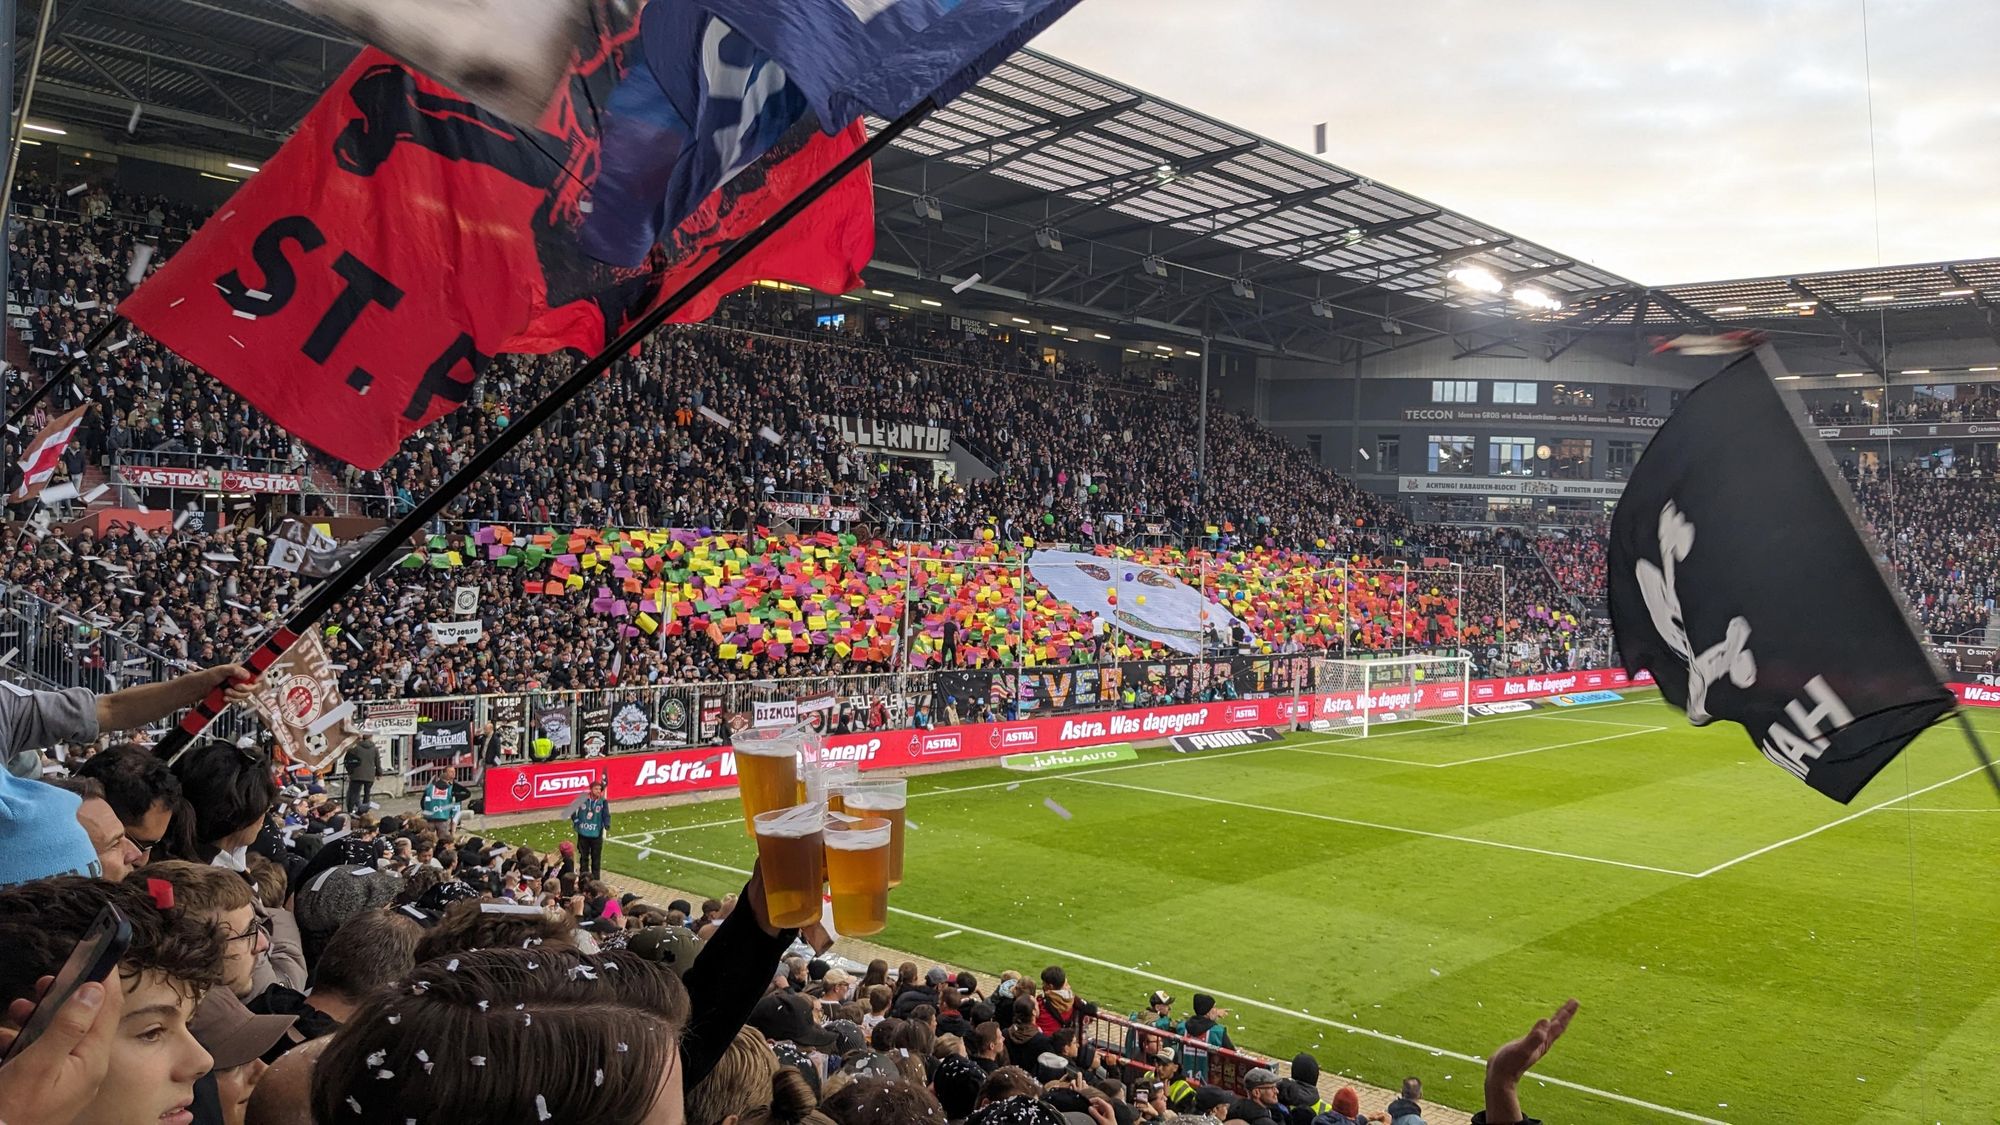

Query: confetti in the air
1043,797,1073,820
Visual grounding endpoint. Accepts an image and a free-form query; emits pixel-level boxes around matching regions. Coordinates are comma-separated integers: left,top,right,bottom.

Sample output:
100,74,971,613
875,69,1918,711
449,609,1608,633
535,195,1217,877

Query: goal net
1300,654,1471,737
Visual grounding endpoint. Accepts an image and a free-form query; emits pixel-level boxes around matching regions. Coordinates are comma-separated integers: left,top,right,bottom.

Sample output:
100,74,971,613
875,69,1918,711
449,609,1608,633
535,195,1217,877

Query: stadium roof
20,1,2000,367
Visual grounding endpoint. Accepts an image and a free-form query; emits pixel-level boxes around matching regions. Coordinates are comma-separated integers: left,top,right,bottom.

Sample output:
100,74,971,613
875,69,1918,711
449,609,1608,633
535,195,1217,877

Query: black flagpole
155,100,937,760
4,315,123,431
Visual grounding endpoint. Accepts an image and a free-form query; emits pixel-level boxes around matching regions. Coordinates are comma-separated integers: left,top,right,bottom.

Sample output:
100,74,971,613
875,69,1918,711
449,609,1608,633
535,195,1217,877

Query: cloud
1028,0,2000,282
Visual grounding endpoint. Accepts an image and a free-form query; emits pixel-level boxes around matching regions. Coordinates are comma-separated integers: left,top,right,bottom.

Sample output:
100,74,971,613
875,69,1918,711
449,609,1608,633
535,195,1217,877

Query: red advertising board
482,668,1657,814
119,465,305,493
1952,682,2000,707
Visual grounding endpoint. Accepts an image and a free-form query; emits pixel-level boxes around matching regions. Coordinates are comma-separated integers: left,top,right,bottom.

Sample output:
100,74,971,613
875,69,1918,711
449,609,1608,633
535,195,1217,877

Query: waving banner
1609,352,1954,803
1027,550,1246,656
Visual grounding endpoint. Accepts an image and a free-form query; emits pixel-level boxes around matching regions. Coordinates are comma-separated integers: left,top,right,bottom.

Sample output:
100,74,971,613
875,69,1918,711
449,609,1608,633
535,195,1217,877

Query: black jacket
892,984,940,1018
1003,1028,1054,1069
678,878,797,1090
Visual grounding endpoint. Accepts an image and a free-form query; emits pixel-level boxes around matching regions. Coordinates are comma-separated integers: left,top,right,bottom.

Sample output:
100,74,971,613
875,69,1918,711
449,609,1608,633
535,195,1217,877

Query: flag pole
5,316,124,431
1952,711,2000,801
153,99,940,760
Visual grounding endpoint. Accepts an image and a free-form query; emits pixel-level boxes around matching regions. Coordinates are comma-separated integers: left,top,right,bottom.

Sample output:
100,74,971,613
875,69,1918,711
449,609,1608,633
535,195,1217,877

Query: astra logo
532,770,596,798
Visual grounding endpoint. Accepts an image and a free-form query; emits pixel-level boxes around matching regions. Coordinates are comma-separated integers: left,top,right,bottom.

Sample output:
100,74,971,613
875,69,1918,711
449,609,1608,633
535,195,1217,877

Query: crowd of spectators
0,669,1578,1125
0,184,1616,703
1809,388,2000,427
1847,460,2000,643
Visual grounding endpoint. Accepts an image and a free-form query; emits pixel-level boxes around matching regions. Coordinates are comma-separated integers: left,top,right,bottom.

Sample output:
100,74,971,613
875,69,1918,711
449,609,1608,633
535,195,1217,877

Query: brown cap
190,988,296,1070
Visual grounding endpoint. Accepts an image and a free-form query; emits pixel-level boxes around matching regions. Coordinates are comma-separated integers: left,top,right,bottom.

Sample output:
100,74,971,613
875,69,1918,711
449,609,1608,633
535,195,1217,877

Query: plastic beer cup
732,726,804,836
839,778,908,888
823,816,892,936
752,801,826,928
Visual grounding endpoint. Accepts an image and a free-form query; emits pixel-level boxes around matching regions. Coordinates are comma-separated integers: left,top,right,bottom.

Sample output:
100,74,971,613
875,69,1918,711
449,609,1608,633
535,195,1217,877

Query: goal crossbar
1297,654,1471,737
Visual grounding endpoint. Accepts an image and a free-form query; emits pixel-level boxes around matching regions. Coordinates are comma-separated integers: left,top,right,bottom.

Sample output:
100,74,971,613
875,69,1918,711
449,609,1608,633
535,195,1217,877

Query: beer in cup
733,726,806,837
839,778,908,888
823,816,892,936
818,763,859,814
752,801,826,928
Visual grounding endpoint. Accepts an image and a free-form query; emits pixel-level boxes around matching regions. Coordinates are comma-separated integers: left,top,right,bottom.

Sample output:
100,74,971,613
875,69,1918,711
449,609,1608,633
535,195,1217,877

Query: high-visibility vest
531,736,554,761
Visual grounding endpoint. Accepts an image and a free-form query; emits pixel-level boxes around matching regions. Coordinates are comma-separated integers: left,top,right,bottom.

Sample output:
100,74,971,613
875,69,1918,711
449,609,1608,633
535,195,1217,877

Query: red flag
121,9,872,470
10,405,87,502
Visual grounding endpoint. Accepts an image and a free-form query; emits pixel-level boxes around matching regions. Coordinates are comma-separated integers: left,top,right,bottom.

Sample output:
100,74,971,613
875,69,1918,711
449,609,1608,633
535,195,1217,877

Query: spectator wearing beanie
1279,1053,1331,1121
0,767,105,886
1180,994,1232,1080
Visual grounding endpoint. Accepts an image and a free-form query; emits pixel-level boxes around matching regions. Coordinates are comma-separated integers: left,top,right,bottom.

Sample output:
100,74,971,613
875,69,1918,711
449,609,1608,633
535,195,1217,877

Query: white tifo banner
752,695,835,729
428,620,485,646
1026,550,1246,655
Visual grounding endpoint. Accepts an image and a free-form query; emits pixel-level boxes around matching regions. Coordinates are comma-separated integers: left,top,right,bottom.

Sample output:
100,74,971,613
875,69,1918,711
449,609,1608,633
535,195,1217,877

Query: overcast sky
1029,0,2000,284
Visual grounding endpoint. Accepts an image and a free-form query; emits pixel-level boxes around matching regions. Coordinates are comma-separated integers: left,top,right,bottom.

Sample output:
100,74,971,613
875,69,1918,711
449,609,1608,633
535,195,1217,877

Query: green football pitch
503,694,2000,1124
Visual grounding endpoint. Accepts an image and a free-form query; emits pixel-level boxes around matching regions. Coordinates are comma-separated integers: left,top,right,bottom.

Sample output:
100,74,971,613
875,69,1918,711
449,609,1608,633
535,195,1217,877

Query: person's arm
254,904,309,993
94,663,254,734
1472,998,1576,1125
675,863,797,1091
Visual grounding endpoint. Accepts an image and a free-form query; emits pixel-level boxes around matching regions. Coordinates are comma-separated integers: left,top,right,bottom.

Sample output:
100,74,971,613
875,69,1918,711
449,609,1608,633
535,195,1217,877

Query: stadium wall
482,668,1654,813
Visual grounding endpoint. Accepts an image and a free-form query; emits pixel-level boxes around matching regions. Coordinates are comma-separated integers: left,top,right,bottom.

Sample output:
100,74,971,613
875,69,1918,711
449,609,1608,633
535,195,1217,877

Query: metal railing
1080,1010,1272,1091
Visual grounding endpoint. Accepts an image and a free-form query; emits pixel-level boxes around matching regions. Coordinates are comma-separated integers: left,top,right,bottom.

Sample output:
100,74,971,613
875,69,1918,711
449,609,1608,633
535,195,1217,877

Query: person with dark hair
413,896,583,962
51,775,145,880
162,739,278,868
931,1054,987,1123
736,1067,838,1125
75,743,182,861
1002,997,1054,1071
340,736,378,815
0,663,254,779
968,1093,1064,1125
859,959,889,991
1034,967,1081,1038
967,1022,1005,1075
312,947,689,1124
936,982,973,1039
1383,1077,1425,1125
0,877,224,1125
821,1075,947,1125
257,908,423,1060
130,860,264,1001
894,965,948,1018
568,777,612,880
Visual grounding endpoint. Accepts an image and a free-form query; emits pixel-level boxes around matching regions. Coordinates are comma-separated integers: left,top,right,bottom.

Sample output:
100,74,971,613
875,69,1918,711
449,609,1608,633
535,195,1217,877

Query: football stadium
0,3,1996,1125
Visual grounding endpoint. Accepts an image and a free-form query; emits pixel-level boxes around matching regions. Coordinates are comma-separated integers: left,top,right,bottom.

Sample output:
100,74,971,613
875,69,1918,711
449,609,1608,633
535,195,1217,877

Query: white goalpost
1302,654,1471,736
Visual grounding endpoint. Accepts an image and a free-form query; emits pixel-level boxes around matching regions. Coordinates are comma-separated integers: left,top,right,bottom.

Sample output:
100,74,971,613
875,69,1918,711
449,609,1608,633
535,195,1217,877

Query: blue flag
581,2,810,268
699,0,1084,128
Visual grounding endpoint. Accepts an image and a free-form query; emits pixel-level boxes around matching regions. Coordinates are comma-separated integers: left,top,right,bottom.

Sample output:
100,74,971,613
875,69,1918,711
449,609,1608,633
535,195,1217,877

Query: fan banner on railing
120,0,874,469
1607,352,1954,803
1026,550,1248,656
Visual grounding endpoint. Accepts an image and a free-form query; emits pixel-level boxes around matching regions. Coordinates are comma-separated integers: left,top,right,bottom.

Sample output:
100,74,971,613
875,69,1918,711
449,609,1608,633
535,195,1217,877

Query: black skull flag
1608,352,1954,803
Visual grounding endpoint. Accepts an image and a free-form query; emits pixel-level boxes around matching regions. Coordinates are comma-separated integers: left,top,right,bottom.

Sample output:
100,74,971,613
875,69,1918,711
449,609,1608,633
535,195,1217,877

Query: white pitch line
1437,726,1670,767
1290,725,1665,769
1695,762,1991,879
1895,807,2000,813
1063,775,1702,878
608,839,1729,1124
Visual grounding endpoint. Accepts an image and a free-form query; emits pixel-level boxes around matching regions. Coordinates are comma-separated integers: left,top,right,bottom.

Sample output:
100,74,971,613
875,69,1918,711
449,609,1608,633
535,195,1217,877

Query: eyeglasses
127,834,162,857
225,915,274,945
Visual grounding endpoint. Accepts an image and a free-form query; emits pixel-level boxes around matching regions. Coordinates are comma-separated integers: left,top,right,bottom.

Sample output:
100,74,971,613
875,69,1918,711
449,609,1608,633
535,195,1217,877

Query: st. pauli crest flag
122,0,873,469
1608,352,1953,803
246,629,360,771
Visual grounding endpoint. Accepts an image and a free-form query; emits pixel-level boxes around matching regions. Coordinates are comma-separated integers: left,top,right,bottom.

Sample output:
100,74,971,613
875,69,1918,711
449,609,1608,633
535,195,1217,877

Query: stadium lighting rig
1512,287,1563,312
1141,255,1169,278
1446,266,1504,294
912,195,943,222
1230,276,1255,300
1034,227,1063,252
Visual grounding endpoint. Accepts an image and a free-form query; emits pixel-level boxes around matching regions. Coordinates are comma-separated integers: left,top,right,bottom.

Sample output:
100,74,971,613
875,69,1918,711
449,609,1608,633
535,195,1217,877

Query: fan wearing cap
0,767,106,887
1226,1067,1282,1125
748,990,838,1055
189,989,295,1125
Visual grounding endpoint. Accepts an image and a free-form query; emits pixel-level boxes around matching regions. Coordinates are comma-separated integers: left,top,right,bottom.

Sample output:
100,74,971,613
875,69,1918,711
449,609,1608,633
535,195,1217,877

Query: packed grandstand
4,5,2000,1125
